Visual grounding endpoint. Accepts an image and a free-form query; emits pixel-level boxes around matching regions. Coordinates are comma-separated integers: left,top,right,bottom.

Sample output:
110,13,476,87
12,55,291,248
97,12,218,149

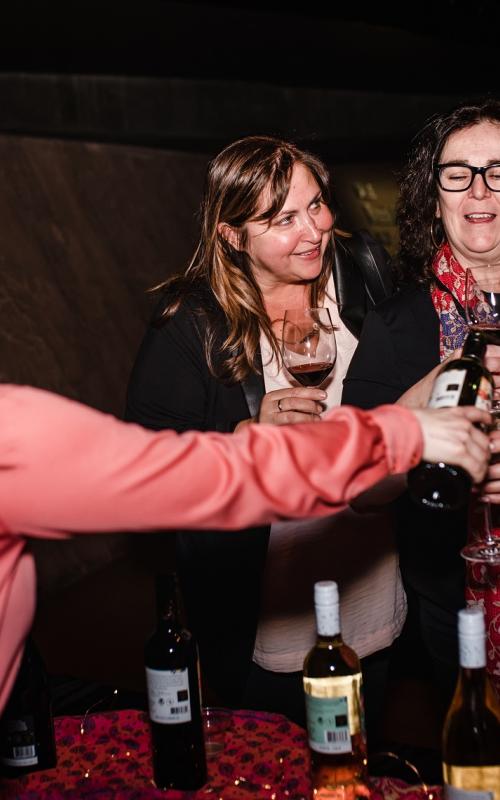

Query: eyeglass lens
438,164,500,192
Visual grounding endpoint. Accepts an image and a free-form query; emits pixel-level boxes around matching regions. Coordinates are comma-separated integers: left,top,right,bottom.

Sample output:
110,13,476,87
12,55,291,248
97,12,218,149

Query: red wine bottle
0,637,57,777
407,330,493,511
145,573,207,791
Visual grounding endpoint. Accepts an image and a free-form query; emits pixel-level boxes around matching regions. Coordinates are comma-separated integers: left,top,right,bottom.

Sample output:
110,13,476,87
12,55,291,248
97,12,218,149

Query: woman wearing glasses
343,98,500,717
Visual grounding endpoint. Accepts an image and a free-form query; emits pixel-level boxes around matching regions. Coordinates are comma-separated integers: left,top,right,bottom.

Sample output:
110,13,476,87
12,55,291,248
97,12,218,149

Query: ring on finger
278,398,284,412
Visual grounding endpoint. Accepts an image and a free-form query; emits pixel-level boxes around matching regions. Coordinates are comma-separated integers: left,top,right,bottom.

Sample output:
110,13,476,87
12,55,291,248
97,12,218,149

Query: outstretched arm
0,385,490,717
0,386,423,538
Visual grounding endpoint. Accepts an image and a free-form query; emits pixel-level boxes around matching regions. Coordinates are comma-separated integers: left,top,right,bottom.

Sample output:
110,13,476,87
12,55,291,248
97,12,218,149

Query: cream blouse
253,275,406,671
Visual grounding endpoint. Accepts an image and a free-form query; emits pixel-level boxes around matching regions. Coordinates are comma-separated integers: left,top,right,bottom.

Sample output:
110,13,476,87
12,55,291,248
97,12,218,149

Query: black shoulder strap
341,229,393,305
240,353,265,419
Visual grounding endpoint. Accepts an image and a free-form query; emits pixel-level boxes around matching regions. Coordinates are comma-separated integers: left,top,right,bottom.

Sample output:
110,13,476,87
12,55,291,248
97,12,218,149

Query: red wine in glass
282,308,336,388
286,361,334,387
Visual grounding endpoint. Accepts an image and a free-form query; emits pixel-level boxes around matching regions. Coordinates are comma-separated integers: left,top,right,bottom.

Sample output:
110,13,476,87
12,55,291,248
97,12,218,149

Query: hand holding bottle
413,406,491,485
408,331,493,510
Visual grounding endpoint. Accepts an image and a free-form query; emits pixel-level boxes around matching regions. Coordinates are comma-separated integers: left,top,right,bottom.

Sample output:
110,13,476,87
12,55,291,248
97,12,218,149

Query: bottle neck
155,573,181,626
456,665,488,708
459,630,486,669
462,332,487,361
315,602,340,638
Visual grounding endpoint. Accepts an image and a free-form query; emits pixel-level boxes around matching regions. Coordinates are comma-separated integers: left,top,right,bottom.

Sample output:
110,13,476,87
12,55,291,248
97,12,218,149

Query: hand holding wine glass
465,263,500,348
462,265,500,564
282,308,336,388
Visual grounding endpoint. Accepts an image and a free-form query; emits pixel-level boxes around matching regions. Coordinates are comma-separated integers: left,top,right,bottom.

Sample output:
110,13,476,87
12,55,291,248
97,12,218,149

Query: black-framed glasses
434,162,500,192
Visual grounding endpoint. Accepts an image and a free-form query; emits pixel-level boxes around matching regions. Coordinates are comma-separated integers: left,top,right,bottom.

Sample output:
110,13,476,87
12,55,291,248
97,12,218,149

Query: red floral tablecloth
0,709,440,800
465,556,500,694
465,501,500,696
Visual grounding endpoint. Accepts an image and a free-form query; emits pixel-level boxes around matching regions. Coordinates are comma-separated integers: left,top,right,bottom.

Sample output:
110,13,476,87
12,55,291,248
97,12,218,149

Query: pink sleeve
0,386,422,536
0,385,422,715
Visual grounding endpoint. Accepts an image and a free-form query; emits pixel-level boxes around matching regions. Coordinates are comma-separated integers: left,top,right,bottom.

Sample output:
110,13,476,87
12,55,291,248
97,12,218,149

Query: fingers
258,387,327,425
415,407,491,485
480,428,500,502
484,346,500,396
450,406,491,427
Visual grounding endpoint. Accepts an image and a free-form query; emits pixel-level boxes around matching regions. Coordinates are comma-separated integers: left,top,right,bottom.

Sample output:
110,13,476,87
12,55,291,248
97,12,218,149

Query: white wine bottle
144,573,207,791
442,606,500,799
303,581,368,798
408,330,493,511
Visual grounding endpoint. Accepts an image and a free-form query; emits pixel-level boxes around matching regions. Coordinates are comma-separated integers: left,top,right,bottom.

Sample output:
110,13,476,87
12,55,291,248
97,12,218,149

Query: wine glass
464,263,500,350
281,308,336,387
462,265,500,563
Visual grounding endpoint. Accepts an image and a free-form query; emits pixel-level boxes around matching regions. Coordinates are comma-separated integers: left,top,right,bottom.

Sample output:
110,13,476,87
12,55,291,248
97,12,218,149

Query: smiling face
243,162,334,292
436,120,500,267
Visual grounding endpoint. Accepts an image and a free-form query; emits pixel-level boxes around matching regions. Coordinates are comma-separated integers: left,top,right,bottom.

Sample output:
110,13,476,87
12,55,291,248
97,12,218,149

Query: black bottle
0,637,57,777
144,573,207,791
407,330,493,511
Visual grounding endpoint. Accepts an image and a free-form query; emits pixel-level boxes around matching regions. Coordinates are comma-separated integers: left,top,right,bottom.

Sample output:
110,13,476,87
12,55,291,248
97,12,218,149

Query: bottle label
0,715,39,767
475,376,493,412
145,667,192,724
428,370,492,411
429,369,466,408
304,673,364,755
443,764,499,799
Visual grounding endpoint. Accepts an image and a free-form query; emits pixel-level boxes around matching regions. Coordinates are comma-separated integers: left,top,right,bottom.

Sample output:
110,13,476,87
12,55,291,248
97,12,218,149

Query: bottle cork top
314,580,339,606
458,606,485,638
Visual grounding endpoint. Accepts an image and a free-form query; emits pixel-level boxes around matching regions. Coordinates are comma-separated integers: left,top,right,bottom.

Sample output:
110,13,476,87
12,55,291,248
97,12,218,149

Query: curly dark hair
395,97,500,285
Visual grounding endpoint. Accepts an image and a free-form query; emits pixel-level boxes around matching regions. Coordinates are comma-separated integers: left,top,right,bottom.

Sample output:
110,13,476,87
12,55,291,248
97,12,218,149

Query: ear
435,200,441,219
218,222,241,250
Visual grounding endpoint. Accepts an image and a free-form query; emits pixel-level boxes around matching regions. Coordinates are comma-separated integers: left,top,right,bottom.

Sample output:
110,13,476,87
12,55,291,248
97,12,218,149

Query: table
0,708,440,800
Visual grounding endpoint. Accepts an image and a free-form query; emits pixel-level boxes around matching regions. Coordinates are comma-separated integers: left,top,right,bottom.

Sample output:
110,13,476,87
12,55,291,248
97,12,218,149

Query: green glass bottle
408,330,493,511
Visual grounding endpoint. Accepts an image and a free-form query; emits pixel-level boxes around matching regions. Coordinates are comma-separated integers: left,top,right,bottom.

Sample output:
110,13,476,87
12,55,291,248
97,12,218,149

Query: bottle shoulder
304,640,361,676
443,680,500,763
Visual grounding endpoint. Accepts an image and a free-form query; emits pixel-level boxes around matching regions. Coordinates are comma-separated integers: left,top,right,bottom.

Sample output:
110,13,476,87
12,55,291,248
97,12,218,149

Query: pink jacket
0,385,421,714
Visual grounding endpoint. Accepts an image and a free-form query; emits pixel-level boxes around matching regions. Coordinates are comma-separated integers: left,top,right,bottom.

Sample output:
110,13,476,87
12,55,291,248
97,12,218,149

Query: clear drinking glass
281,307,336,388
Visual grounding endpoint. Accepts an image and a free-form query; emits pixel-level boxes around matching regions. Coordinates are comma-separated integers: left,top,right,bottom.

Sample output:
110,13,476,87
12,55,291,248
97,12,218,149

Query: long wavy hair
157,135,334,382
396,97,500,285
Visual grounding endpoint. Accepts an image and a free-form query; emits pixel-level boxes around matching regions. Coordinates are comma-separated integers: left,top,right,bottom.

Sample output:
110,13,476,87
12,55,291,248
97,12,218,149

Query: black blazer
125,284,268,705
342,286,467,614
126,243,392,705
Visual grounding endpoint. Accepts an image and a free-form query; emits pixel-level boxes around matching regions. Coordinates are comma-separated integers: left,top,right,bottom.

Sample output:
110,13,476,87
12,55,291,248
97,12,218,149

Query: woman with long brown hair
126,135,395,740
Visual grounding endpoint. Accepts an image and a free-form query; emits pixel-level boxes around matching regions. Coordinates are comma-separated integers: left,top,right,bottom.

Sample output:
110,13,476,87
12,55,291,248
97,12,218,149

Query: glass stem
483,499,496,546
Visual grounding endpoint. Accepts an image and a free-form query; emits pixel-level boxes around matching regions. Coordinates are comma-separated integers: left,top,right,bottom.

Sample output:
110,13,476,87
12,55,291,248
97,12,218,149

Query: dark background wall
1,1,495,246
1,0,497,155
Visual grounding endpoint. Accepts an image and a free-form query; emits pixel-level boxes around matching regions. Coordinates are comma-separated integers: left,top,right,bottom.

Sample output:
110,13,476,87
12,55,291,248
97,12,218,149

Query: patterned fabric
0,708,441,800
465,499,500,696
466,556,500,696
430,243,469,359
431,247,500,695
465,496,500,699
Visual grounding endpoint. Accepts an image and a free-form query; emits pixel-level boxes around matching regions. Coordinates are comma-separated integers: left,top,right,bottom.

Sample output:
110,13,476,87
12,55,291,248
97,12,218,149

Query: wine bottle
303,581,368,798
442,606,500,798
0,637,57,777
144,573,207,791
408,330,493,511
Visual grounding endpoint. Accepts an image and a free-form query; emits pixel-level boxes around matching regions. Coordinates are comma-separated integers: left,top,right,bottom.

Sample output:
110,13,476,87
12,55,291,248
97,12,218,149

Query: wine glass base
461,542,500,564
